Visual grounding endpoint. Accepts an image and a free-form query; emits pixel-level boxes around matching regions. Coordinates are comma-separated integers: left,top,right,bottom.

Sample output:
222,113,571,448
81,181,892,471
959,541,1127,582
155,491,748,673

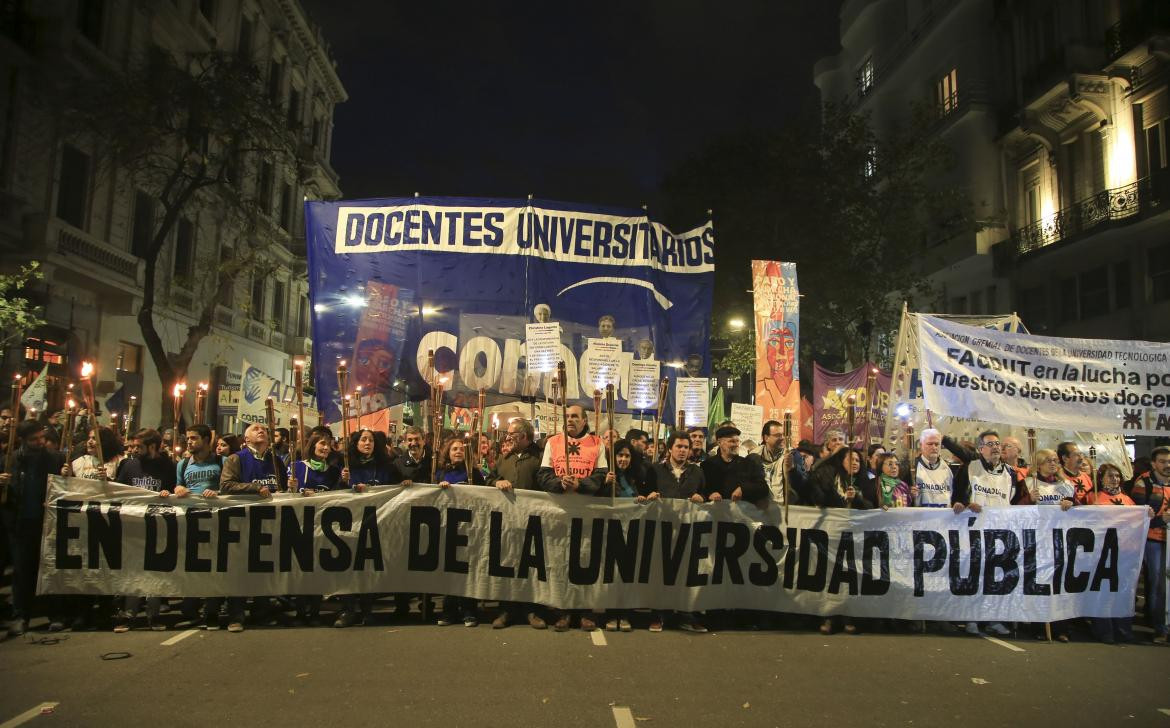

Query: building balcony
1105,0,1170,63
287,336,312,357
35,216,144,294
1010,172,1169,258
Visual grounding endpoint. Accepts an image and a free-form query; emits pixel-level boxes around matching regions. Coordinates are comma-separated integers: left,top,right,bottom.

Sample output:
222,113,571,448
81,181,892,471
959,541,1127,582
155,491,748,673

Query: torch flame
173,383,183,397
67,398,76,409
338,360,347,368
198,382,208,392
491,413,500,428
80,361,94,378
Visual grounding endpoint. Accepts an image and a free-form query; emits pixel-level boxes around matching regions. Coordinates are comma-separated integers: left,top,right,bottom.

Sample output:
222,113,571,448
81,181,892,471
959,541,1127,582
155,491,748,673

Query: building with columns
0,0,346,431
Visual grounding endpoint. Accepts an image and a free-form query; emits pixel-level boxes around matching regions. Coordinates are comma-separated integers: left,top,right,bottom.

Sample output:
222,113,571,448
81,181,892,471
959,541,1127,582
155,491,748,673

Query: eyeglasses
980,441,1001,448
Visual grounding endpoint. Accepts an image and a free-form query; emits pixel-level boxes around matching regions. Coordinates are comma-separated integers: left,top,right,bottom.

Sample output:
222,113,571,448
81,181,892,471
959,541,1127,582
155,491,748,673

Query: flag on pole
104,384,126,417
707,385,726,432
20,364,49,413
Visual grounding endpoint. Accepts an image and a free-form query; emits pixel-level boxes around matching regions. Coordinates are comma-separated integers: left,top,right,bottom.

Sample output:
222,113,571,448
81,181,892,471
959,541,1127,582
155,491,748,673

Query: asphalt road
2,607,1169,727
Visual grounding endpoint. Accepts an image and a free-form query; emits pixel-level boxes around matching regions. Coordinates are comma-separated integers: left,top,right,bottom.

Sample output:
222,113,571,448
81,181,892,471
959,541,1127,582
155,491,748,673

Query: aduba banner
40,477,1144,620
303,198,714,422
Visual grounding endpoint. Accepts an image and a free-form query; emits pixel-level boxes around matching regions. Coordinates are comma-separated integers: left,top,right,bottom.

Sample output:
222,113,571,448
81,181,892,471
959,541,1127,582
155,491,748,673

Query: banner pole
606,384,615,507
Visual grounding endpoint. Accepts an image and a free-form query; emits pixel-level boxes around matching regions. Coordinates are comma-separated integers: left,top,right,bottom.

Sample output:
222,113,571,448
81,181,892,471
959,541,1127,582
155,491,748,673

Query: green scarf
306,458,327,472
879,475,900,506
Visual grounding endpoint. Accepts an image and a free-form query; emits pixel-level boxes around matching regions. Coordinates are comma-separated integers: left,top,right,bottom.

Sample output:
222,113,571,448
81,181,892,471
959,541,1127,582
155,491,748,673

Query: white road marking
590,630,607,646
1,702,60,728
611,706,636,728
161,629,198,646
980,635,1025,653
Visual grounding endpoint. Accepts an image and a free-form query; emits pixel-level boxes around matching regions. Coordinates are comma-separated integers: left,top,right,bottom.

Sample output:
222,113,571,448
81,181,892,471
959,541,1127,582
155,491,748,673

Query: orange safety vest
547,432,603,479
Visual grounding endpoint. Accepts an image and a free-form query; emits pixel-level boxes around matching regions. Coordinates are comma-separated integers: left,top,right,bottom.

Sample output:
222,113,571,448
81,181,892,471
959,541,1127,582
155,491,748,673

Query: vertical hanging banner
812,362,891,444
583,338,623,393
752,261,800,423
525,323,563,374
676,377,710,430
626,360,661,410
305,198,714,423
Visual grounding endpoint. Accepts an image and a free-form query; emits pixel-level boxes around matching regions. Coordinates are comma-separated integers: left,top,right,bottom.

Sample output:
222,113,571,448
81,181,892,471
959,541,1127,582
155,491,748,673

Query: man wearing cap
700,425,769,508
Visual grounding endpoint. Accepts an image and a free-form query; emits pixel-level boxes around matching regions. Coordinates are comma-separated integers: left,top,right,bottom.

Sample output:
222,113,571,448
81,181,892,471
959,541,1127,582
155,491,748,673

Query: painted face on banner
766,321,796,394
354,339,396,391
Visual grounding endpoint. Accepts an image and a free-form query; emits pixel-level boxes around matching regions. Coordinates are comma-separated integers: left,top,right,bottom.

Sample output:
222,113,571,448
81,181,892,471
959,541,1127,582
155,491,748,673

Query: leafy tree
62,49,298,427
664,102,975,386
0,262,46,351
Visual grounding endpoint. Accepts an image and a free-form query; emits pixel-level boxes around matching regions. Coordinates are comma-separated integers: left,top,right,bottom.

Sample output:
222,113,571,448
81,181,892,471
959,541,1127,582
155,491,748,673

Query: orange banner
752,260,800,423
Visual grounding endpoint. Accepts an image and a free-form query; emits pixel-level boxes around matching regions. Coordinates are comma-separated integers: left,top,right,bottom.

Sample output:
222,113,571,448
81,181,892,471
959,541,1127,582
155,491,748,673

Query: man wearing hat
700,424,769,508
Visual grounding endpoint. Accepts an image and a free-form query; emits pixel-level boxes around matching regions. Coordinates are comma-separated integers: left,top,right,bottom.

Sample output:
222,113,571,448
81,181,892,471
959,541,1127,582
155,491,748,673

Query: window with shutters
131,191,156,258
57,144,91,229
173,218,194,280
936,68,958,117
1143,89,1168,173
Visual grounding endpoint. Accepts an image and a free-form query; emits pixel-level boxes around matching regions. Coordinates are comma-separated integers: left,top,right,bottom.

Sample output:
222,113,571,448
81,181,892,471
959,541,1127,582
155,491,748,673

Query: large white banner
919,315,1170,437
885,308,1130,478
40,477,1145,620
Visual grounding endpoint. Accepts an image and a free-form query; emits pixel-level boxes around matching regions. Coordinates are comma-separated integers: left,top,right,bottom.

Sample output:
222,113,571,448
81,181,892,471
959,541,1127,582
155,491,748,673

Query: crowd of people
1,401,1167,646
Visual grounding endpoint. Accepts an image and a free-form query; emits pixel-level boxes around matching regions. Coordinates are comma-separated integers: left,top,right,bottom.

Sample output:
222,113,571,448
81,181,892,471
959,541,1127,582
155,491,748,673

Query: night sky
301,1,841,227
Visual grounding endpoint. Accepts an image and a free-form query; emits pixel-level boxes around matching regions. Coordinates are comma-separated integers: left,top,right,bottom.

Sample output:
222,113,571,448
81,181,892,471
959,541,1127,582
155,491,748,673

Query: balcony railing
54,223,142,283
1012,173,1168,256
1105,0,1170,62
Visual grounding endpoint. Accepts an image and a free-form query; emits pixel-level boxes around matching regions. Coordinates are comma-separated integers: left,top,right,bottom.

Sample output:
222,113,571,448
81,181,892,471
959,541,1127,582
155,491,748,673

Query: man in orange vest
537,404,607,495
537,403,608,632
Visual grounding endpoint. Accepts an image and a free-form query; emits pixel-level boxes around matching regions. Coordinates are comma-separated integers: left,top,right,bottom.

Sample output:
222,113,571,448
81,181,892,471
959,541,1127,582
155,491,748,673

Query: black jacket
806,449,872,509
115,454,177,492
699,453,768,502
3,446,65,519
645,461,706,500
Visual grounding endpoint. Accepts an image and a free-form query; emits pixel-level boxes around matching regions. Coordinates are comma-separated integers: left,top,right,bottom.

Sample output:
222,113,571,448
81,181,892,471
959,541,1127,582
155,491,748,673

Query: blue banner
304,197,715,423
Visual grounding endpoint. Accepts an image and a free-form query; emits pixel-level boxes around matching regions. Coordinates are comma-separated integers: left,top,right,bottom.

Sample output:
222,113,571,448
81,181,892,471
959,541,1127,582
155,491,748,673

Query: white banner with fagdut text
39,477,1145,620
918,315,1170,437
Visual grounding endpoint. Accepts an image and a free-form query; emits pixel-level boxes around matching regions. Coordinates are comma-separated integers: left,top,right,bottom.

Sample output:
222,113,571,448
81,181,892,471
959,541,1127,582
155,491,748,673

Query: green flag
708,386,726,431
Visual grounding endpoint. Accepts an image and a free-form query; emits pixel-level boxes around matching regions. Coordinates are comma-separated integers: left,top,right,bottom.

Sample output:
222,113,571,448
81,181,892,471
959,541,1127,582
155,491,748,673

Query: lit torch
80,362,104,466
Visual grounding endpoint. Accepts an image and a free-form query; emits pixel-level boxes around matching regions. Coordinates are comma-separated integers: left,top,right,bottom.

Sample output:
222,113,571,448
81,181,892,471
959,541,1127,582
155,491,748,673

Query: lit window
937,68,958,116
857,57,875,97
24,338,64,365
116,341,142,373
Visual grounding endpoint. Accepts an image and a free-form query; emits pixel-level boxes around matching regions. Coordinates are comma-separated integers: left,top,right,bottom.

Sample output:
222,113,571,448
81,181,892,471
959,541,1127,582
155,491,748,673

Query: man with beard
392,426,430,484
115,428,177,493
